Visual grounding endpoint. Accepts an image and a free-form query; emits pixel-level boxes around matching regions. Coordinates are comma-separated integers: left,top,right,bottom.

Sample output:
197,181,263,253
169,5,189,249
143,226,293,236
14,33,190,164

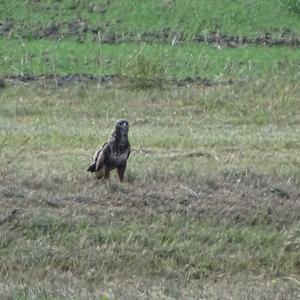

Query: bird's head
115,119,129,136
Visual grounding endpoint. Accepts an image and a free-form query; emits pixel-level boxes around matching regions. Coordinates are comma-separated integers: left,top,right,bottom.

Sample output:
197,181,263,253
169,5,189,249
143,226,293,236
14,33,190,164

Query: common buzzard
87,119,131,182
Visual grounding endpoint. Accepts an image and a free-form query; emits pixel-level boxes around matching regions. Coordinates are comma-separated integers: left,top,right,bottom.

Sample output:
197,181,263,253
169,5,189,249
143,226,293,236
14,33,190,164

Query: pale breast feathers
108,149,130,166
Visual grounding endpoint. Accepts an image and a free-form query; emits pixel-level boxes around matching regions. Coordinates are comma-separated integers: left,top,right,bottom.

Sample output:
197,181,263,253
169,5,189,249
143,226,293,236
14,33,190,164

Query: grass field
1,80,300,299
1,38,300,81
1,1,300,299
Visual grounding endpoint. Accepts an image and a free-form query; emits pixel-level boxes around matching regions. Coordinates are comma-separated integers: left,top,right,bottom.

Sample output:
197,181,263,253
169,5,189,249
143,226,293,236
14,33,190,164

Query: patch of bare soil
0,171,299,226
2,74,120,86
192,30,300,48
137,29,300,47
0,21,13,35
1,74,234,88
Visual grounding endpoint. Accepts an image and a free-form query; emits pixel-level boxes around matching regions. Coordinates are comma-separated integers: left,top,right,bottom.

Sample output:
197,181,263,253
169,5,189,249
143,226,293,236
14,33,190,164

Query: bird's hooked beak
115,120,129,135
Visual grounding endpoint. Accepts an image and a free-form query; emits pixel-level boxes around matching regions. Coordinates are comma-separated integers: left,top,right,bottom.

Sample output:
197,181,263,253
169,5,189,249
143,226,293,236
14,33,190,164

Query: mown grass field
1,1,300,299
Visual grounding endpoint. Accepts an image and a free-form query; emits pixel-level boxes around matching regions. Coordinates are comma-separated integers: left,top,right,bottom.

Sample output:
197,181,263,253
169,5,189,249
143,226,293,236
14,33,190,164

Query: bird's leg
117,164,126,183
104,169,110,180
105,179,111,191
104,169,111,190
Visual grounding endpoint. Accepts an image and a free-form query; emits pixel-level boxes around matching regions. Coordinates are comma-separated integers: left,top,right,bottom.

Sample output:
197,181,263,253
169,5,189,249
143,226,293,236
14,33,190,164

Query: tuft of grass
282,0,300,14
118,52,167,89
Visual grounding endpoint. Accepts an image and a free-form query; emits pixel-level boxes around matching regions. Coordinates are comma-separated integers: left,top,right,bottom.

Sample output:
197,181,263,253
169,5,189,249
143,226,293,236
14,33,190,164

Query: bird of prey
87,119,131,182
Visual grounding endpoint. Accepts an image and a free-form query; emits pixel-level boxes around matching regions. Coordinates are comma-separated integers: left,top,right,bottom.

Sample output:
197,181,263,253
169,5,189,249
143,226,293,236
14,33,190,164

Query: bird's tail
87,162,96,172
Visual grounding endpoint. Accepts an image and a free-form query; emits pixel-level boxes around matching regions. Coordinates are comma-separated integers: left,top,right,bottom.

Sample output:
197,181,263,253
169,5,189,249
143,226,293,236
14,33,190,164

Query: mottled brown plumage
87,120,130,182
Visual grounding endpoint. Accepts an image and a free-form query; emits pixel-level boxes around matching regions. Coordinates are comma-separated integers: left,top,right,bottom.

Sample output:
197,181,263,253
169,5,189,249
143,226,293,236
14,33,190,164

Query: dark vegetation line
1,20,300,47
1,74,235,87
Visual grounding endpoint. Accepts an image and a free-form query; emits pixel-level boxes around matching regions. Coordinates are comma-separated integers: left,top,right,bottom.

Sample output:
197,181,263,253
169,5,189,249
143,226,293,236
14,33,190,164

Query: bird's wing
95,142,111,171
93,142,107,162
